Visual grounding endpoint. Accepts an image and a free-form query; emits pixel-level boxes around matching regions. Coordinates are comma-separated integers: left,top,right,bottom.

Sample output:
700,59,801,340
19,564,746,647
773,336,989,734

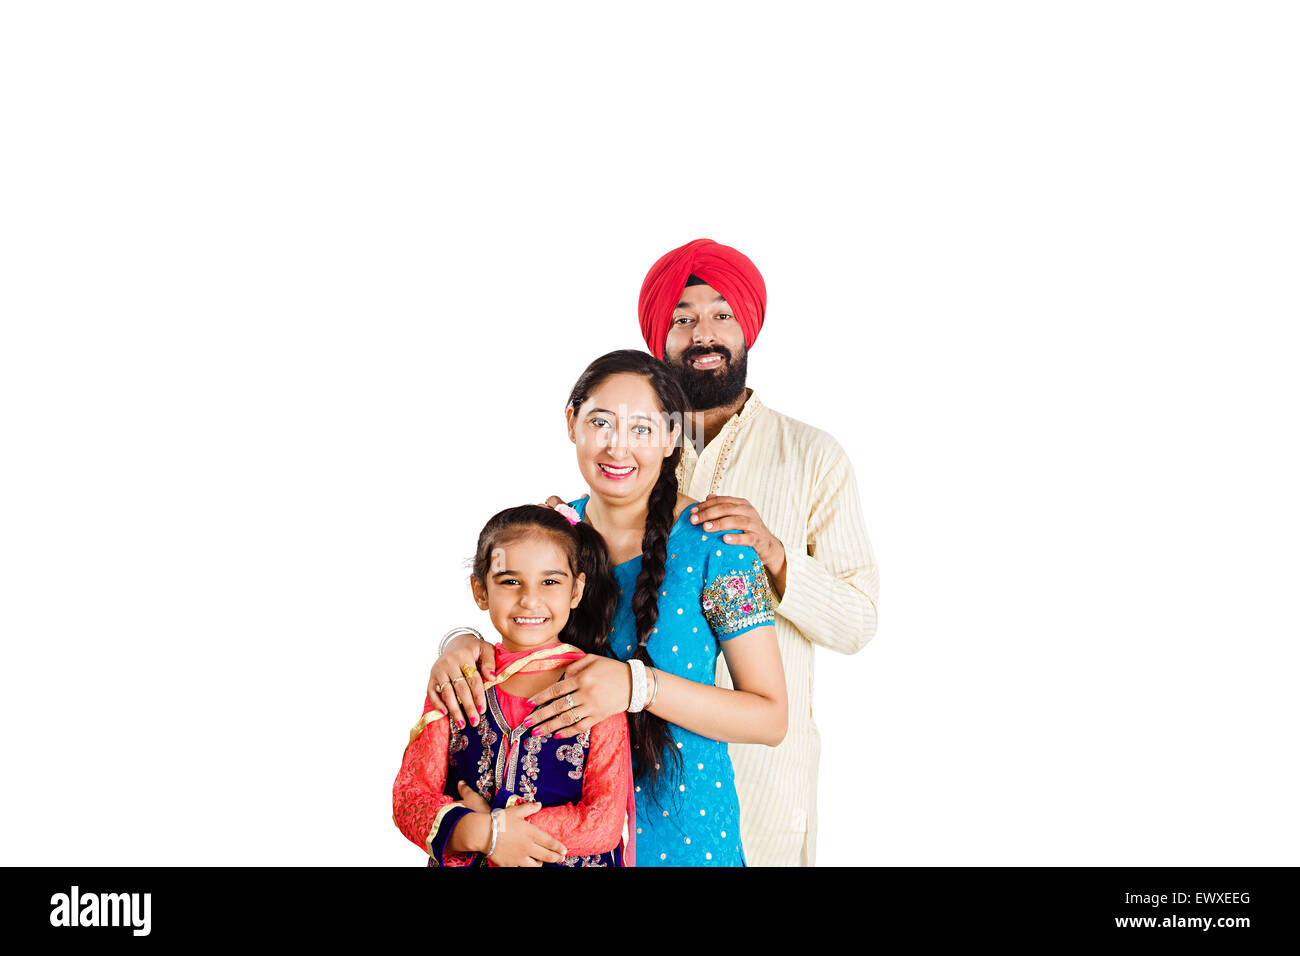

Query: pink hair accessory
553,503,581,526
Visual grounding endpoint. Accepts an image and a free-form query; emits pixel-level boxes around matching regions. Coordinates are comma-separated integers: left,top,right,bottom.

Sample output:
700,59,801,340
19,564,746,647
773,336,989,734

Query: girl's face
566,372,679,508
471,533,585,652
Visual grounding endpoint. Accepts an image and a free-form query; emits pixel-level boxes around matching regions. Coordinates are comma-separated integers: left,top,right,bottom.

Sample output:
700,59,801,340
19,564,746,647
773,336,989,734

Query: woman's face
567,372,679,508
471,533,585,652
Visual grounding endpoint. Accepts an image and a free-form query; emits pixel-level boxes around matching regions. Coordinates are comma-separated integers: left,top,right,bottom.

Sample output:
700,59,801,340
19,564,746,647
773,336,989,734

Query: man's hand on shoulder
689,494,788,597
541,494,587,508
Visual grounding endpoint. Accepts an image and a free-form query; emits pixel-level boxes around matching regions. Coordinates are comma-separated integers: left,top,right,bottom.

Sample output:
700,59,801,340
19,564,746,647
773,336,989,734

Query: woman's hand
524,654,632,739
427,633,495,730
488,803,569,867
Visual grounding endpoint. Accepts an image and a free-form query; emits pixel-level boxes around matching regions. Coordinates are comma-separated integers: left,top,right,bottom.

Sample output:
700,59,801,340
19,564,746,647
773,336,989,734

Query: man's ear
469,574,489,610
570,571,587,608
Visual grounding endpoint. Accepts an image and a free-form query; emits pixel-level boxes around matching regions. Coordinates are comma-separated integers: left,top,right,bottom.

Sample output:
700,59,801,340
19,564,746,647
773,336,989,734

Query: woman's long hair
566,349,688,796
470,505,617,656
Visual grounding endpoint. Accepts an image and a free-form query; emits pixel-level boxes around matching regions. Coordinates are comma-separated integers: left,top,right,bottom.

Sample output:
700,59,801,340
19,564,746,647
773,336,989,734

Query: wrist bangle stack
486,808,503,858
626,659,648,713
645,666,660,709
439,627,484,656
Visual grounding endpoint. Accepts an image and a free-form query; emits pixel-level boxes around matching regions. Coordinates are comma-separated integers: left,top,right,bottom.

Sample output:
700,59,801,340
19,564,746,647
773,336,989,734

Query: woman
428,350,786,866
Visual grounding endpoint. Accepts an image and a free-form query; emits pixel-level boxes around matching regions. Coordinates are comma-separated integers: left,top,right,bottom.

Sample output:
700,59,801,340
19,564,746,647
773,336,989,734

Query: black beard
668,344,749,411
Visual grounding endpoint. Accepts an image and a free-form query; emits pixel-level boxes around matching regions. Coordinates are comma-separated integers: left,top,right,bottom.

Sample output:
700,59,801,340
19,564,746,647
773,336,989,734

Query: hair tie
553,503,581,526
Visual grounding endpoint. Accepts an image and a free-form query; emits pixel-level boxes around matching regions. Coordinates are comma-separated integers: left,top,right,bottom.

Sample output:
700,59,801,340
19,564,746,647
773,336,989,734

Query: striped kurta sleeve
769,439,879,656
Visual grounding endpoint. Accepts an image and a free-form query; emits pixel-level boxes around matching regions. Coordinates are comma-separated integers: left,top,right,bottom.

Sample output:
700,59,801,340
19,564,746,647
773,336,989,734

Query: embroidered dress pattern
702,559,775,635
556,731,590,780
519,734,545,802
394,684,631,868
447,724,469,767
475,720,499,799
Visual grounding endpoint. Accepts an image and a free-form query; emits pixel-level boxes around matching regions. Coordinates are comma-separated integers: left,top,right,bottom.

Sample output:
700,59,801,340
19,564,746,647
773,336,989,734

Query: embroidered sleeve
701,548,776,640
523,713,631,856
392,695,477,867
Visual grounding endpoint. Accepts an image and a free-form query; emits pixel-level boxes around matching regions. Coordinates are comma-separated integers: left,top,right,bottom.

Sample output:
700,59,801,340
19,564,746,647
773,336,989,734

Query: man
636,237,880,867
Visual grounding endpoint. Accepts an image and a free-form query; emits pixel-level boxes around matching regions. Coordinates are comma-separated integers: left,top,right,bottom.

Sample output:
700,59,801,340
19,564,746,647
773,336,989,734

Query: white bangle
627,659,648,713
486,808,503,858
439,627,484,657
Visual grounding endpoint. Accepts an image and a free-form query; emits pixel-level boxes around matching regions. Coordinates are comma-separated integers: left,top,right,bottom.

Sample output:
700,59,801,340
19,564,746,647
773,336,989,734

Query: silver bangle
645,666,660,709
627,659,647,713
486,808,504,858
439,627,484,657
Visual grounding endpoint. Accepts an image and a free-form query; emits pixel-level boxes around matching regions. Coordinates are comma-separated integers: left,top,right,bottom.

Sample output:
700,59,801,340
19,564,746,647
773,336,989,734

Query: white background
2,2,1296,866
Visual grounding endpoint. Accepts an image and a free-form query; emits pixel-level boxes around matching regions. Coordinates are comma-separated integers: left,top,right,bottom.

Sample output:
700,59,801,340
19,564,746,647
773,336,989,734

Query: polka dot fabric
572,497,775,866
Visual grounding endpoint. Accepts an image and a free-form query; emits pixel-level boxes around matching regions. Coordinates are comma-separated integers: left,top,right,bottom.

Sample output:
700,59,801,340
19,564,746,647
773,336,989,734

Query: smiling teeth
514,617,547,624
600,464,634,474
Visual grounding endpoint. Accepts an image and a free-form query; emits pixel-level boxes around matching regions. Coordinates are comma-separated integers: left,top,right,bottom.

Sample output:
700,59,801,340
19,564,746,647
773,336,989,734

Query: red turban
638,238,767,359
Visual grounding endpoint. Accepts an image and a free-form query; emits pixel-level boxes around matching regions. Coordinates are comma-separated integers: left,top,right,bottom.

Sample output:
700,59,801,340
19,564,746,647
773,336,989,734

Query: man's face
662,282,748,410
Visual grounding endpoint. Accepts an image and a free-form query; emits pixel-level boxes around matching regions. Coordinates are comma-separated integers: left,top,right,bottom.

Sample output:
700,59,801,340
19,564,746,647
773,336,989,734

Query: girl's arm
522,713,632,856
392,696,485,866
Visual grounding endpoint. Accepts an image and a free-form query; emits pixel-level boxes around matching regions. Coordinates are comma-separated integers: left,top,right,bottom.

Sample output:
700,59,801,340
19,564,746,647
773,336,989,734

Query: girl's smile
471,534,585,653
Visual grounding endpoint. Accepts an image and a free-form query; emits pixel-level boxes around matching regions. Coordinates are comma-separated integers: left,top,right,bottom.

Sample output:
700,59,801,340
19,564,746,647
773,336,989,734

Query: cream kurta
678,390,879,867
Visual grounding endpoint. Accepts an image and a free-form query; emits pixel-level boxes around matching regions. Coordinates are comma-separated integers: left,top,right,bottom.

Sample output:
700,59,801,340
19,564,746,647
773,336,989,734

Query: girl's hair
566,349,688,796
471,505,616,656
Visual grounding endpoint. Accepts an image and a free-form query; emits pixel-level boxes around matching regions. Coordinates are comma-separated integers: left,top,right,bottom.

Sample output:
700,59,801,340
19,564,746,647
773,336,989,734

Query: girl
393,504,634,866
427,351,787,866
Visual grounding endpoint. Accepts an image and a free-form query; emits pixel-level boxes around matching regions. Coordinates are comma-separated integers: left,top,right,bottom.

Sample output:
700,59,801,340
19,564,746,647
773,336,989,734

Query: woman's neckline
573,496,696,569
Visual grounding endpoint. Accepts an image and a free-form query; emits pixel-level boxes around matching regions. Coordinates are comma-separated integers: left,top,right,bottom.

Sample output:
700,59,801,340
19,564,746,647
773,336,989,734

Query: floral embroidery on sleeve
702,558,775,637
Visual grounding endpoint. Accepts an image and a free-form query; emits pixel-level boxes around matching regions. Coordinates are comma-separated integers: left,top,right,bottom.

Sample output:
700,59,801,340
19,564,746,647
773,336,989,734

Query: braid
627,462,683,795
630,466,675,648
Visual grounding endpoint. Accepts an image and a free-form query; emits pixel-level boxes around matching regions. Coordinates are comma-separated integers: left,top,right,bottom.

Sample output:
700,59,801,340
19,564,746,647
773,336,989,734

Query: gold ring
565,693,576,710
568,710,581,726
435,680,449,694
452,676,468,685
461,664,477,682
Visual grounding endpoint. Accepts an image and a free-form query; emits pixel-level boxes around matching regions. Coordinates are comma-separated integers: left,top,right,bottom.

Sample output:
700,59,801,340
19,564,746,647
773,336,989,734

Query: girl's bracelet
645,666,660,709
486,809,503,858
439,627,485,657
